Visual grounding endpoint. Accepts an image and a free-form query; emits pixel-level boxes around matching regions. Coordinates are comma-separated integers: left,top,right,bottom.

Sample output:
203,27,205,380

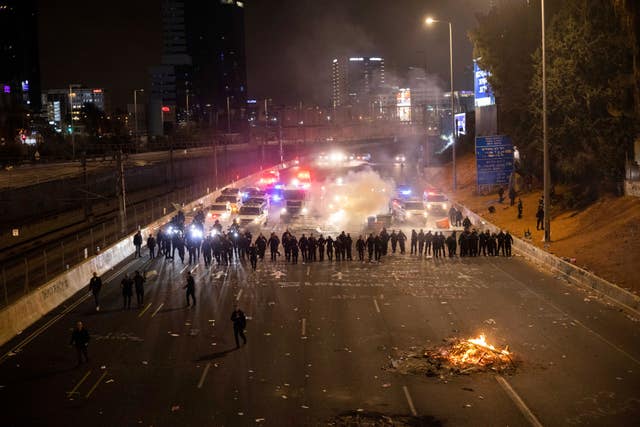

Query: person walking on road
133,270,146,307
133,230,143,258
89,272,102,311
248,243,258,270
121,273,133,309
184,271,196,307
231,305,247,348
147,234,156,259
70,321,90,365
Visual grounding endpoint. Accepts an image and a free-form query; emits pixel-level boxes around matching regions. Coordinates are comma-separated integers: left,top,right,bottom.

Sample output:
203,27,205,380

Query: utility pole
278,108,284,164
116,150,127,235
541,0,551,242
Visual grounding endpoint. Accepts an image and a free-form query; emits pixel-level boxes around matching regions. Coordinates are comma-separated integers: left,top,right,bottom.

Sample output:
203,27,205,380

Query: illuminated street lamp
425,16,456,190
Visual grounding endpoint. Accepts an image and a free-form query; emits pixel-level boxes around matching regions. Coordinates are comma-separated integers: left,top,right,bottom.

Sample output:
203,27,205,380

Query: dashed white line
179,265,190,274
301,318,307,337
138,303,152,318
402,385,418,416
373,298,381,313
496,376,543,427
306,266,310,277
236,289,243,301
85,370,108,398
197,362,211,389
191,265,199,273
66,370,92,398
151,303,164,318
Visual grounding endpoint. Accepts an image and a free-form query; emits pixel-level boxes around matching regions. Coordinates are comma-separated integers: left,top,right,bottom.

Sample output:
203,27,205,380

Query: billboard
454,113,466,135
475,135,514,185
474,60,495,108
397,88,411,122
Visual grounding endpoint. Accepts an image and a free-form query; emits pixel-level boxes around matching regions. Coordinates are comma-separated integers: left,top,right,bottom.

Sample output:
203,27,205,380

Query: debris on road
329,410,441,426
387,334,517,377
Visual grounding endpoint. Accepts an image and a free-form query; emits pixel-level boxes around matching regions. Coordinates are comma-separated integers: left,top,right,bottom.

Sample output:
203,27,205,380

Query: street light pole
541,0,551,242
448,21,456,191
425,17,455,191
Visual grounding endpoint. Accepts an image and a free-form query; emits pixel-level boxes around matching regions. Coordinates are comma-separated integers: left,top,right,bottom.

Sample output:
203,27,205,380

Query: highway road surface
0,154,638,427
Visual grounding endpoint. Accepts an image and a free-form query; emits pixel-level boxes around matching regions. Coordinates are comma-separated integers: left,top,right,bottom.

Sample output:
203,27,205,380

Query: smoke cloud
308,167,394,231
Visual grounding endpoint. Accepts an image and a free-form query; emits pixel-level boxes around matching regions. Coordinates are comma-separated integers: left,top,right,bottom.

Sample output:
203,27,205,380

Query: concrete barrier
0,162,282,347
455,202,640,315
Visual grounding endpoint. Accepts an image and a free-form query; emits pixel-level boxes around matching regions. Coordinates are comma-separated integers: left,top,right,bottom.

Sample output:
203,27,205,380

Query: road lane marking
0,258,140,364
197,362,211,389
191,265,199,273
138,303,152,318
66,370,92,398
180,265,190,274
151,303,164,318
402,385,418,416
373,298,381,313
85,370,108,398
236,289,243,301
306,266,310,277
301,318,306,337
491,262,640,367
496,376,543,427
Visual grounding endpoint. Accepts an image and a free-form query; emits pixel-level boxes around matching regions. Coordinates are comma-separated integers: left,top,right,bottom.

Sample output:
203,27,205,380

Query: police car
424,190,449,214
207,202,232,221
391,198,427,224
235,202,269,227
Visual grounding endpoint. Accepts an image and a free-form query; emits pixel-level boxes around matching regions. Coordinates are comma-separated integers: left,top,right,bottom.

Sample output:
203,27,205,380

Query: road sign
475,135,514,186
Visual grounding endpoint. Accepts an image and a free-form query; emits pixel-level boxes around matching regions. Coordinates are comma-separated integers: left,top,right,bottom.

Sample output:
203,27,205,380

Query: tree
528,0,636,200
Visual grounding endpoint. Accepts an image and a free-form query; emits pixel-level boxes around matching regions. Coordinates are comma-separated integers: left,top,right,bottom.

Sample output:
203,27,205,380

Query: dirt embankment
429,154,640,293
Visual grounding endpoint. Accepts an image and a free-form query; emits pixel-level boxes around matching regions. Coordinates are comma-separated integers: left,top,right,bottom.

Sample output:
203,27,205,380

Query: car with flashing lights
391,198,427,224
221,187,240,196
317,151,347,165
348,152,371,162
240,186,265,201
235,203,269,227
396,184,414,199
423,190,449,214
258,170,280,188
245,196,270,211
207,202,233,221
394,154,407,164
290,169,311,189
215,194,241,213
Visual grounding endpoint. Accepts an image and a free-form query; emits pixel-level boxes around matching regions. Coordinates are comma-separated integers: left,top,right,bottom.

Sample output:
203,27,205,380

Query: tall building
41,85,108,133
149,0,247,136
0,0,41,112
331,56,385,110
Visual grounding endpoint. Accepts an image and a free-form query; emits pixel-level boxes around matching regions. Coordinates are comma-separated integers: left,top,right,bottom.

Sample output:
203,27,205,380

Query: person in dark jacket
397,230,407,254
147,234,156,258
231,306,247,348
89,272,102,311
410,229,418,255
356,235,365,261
504,231,514,257
133,231,143,257
184,271,196,307
326,236,334,261
70,321,90,365
248,243,258,270
121,273,133,309
366,233,375,261
133,270,146,307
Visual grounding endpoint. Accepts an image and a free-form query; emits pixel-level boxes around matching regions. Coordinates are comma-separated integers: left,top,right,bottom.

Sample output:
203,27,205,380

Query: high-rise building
149,0,247,135
331,56,385,110
41,85,108,133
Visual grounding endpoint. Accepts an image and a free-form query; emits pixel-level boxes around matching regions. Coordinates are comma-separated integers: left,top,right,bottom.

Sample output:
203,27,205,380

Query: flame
446,334,511,367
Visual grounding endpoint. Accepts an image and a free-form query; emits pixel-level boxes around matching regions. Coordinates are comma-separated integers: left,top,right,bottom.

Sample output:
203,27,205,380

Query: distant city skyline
38,0,490,109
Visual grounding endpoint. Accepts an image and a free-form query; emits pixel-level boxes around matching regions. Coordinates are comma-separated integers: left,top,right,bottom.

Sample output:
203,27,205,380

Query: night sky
38,0,490,109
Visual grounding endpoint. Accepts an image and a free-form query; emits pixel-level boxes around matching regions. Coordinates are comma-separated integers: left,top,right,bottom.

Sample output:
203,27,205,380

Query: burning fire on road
388,334,516,377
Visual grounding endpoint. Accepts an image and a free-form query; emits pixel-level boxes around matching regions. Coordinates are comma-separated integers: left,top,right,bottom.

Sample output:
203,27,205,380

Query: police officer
147,234,156,259
397,230,407,254
497,230,506,256
410,229,418,255
291,235,299,264
366,233,375,261
133,230,143,257
504,231,514,257
425,230,433,256
317,234,326,262
326,236,334,261
517,198,523,219
308,233,317,262
231,305,247,348
345,233,353,260
133,270,146,307
390,230,398,254
299,234,308,263
268,233,280,261
356,235,365,261
248,243,258,270
256,233,267,260
89,272,102,311
121,273,133,309
418,229,425,255
184,271,196,307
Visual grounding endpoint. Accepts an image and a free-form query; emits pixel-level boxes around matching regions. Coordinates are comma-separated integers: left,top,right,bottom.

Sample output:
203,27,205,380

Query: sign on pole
475,135,514,186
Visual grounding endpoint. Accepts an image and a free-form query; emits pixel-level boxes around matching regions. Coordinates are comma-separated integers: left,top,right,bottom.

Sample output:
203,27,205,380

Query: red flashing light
92,89,103,93
297,171,311,180
161,106,170,112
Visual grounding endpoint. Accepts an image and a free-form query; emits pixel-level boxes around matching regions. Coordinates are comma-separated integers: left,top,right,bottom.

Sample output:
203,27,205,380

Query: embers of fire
389,334,517,377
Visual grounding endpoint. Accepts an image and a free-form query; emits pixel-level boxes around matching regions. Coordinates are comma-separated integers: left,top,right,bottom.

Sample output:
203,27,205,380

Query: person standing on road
89,272,102,311
121,273,133,309
366,233,375,261
425,230,433,256
356,235,365,261
504,231,514,257
509,187,516,206
231,305,247,348
184,271,196,307
317,234,326,262
147,234,156,259
133,270,146,307
133,230,143,258
397,230,407,254
248,243,258,270
326,236,334,261
418,229,425,256
390,230,398,254
268,233,280,262
70,321,90,365
345,233,353,261
536,205,544,230
517,198,523,219
410,229,418,255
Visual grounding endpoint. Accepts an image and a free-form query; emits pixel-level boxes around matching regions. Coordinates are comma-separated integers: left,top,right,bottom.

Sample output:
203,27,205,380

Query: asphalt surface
1,156,639,427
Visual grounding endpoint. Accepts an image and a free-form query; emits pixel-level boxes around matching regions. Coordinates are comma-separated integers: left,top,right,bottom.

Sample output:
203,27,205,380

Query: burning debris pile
388,335,516,377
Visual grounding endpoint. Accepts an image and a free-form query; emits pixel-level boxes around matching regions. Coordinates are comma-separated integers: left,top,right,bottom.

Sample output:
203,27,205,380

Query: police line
0,162,286,347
